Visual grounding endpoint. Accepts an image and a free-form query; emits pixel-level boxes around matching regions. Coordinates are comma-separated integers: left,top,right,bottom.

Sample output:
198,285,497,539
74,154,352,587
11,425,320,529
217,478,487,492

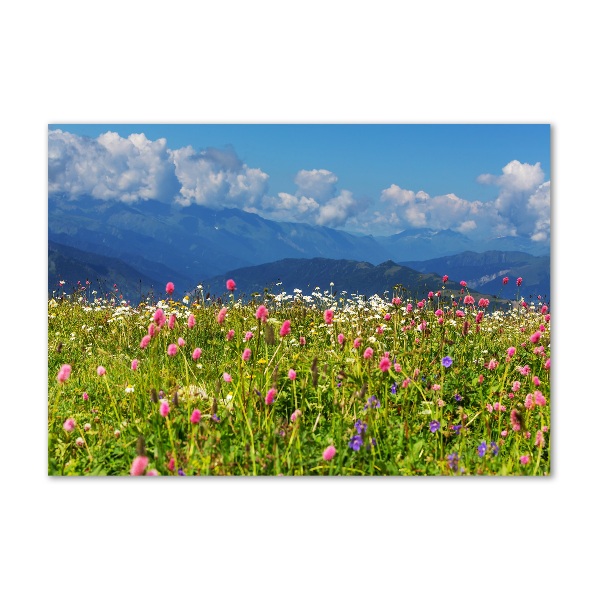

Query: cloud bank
48,130,550,242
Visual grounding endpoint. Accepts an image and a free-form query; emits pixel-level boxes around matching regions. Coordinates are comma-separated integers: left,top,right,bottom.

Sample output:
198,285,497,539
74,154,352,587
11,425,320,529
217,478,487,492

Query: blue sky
48,124,550,242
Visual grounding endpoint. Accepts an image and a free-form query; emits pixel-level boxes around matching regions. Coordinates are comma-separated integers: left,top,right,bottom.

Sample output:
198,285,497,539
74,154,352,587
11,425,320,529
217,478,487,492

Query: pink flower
541,305,548,315
192,348,202,360
502,277,509,285
501,430,508,437
463,295,475,305
159,401,170,417
544,359,550,370
57,364,71,384
402,378,410,388
223,372,232,383
475,311,484,324
178,337,185,347
140,335,151,349
530,331,541,344
97,366,106,376
130,456,149,476
518,365,531,376
167,458,175,471
337,333,345,345
510,409,521,431
255,305,269,322
187,314,196,328
533,376,541,386
428,291,434,300
394,363,402,372
280,320,291,337
217,307,228,324
131,359,139,371
406,303,413,313
148,323,157,337
534,390,546,406
244,331,253,341
226,279,236,292
432,384,441,391
442,275,449,283
168,314,176,329
520,455,530,465
226,329,235,341
153,308,166,328
524,394,534,409
265,388,277,405
392,297,402,305
417,301,424,309
288,369,297,380
353,338,361,349
516,277,523,286
460,280,467,288
76,437,85,448
507,347,516,358
322,445,336,461
478,298,489,308
63,418,76,432
167,344,178,356
290,409,301,422
190,409,202,424
146,469,159,476
363,347,373,359
299,336,306,346
166,281,175,295
435,309,443,317
455,310,465,318
487,359,498,370
82,392,89,401
379,357,391,372
242,348,251,361
512,381,521,392
535,430,545,448
324,309,334,324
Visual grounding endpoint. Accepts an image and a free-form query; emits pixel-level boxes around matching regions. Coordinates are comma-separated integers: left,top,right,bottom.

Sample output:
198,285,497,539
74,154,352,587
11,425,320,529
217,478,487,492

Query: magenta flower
168,314,176,329
192,347,202,360
290,409,301,422
265,388,277,405
379,356,391,372
337,333,345,345
353,338,361,349
534,390,546,406
226,279,236,292
56,364,71,384
520,455,530,465
363,347,374,359
166,282,175,295
82,392,89,401
478,298,489,308
63,418,76,432
442,275,449,283
255,305,269,322
153,308,166,327
463,295,475,305
244,331,253,341
223,372,232,383
455,309,465,317
97,366,106,376
280,320,291,337
140,335,151,349
187,314,196,328
242,348,251,361
131,359,139,371
288,369,297,380
299,336,306,346
322,445,336,461
178,337,185,347
323,309,334,324
460,280,467,287
502,277,509,285
130,456,149,476
190,409,202,424
226,329,235,341
406,303,413,313
159,401,170,417
516,277,523,286
507,346,516,358
167,344,178,356
217,307,228,324
530,331,541,344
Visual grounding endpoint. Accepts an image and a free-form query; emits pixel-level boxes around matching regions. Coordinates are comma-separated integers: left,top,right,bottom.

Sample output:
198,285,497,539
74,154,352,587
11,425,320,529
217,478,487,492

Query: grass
48,280,550,476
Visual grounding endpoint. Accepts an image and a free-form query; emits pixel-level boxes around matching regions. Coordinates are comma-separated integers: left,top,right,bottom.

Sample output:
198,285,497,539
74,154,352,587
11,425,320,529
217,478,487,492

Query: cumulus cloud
294,169,338,201
48,129,179,202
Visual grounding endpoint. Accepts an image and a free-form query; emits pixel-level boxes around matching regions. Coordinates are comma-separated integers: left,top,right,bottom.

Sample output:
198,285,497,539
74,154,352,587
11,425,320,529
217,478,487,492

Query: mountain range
48,194,550,303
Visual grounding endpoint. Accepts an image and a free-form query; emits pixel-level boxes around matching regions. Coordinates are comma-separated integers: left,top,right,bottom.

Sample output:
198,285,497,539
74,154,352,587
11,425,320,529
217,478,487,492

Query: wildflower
478,298,489,308
490,442,499,456
353,337,362,349
487,359,499,370
406,303,413,313
153,308,166,327
535,430,545,447
140,335,151,349
541,305,548,315
530,331,541,344
265,388,277,405
57,364,71,384
217,307,228,324
290,409,301,422
130,359,139,371
507,346,516,358
442,275,448,283
280,320,291,337
223,372,232,383
402,378,410,388
288,369,297,380
97,366,106,376
518,365,531,376
512,381,521,392
363,347,374,360
447,453,459,471
429,420,440,433
460,280,467,288
516,277,523,286
464,295,475,305
324,309,334,324
477,442,487,457
379,356,391,372
159,401,170,417
338,333,345,345
442,356,453,368
166,282,175,295
365,395,380,409
501,430,507,438
475,311,484,324
355,419,367,434
114,429,121,438
188,314,196,328
510,409,522,431
146,469,159,476
524,394,534,409
544,359,550,370
82,392,89,401
168,314,176,329
394,363,402,372
190,409,202,424
299,336,306,346
192,348,202,360
453,424,462,434
226,329,235,341
130,456,149,476
167,344,178,356
349,435,363,451
178,337,185,347
255,305,269,322
520,455,530,465
454,394,462,402
502,277,509,285
534,390,546,406
63,418,76,432
456,310,465,318
242,348,251,362
384,313,391,321
390,383,397,394
323,445,336,461
226,279,236,291
392,297,401,305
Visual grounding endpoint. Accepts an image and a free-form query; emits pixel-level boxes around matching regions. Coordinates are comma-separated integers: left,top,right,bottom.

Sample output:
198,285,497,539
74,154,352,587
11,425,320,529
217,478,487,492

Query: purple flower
429,420,440,433
212,414,220,422
390,383,397,395
490,441,499,456
355,419,367,434
364,396,381,410
447,453,459,471
454,394,462,402
442,356,453,368
178,469,186,476
477,442,487,457
349,435,363,451
453,424,462,434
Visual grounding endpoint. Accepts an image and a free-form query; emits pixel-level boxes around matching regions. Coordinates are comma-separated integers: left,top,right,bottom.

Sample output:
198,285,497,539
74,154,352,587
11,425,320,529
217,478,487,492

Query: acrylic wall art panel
48,124,551,476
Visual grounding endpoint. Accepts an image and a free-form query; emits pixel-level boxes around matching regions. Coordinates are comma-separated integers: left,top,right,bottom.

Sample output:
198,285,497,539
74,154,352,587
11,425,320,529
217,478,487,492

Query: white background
1,2,597,598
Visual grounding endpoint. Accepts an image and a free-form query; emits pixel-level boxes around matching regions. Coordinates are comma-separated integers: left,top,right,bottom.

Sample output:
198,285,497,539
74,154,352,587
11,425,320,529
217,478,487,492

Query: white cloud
294,169,338,201
48,129,178,202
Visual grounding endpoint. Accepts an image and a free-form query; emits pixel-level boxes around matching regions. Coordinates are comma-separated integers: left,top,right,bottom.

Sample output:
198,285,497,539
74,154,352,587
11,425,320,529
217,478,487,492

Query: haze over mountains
48,194,550,303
